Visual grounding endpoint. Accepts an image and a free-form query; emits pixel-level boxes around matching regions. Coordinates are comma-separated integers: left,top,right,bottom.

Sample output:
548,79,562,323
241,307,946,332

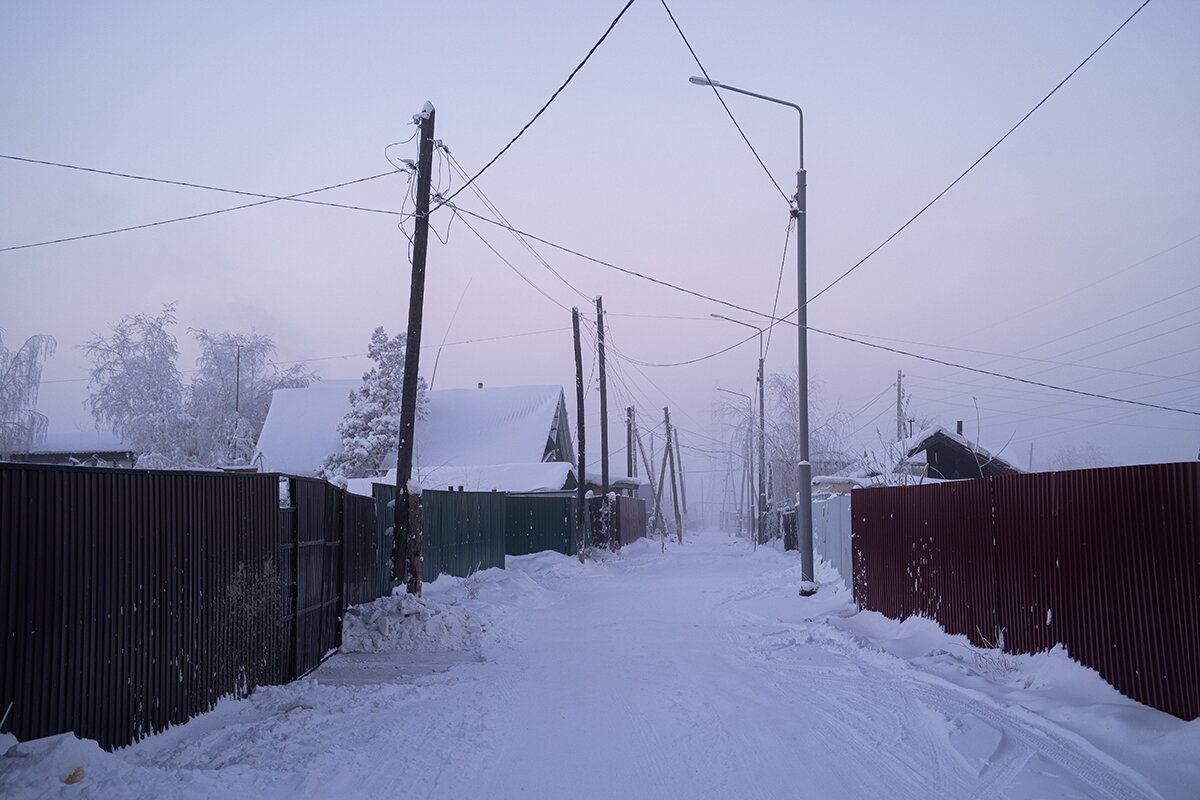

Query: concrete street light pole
716,386,755,547
711,314,767,548
691,77,815,593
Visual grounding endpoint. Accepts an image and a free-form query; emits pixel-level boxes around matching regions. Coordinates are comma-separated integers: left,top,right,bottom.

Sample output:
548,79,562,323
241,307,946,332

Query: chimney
477,382,484,389
956,420,963,435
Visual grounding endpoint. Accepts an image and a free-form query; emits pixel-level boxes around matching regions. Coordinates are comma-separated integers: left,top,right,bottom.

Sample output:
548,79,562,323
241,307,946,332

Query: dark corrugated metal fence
506,493,580,556
585,495,648,549
372,485,508,583
423,490,506,581
0,464,379,750
852,463,1199,720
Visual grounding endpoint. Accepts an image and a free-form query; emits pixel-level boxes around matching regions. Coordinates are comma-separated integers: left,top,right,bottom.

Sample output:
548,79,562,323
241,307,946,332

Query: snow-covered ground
3,528,1196,799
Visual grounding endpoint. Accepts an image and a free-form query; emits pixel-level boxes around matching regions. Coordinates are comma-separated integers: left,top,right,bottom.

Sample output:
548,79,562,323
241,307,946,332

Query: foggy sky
2,0,1197,482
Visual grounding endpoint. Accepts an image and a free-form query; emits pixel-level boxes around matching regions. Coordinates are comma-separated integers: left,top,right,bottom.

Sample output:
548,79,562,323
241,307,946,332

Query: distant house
2,431,136,468
254,382,579,492
814,425,1022,491
906,426,1023,480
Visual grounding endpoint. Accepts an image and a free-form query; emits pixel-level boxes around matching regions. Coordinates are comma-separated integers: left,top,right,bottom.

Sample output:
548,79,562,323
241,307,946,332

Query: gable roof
253,382,575,478
906,426,1023,478
413,385,572,467
253,380,358,476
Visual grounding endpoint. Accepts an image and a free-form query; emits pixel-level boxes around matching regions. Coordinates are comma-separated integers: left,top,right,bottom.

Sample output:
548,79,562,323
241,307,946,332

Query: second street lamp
711,314,768,548
692,76,814,593
716,386,755,545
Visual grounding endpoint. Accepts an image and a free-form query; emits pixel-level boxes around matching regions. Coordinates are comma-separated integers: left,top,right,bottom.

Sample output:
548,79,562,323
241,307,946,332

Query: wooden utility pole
572,307,586,564
626,407,636,479
395,101,436,597
673,423,688,519
655,422,670,541
665,408,683,544
633,422,665,542
596,297,613,550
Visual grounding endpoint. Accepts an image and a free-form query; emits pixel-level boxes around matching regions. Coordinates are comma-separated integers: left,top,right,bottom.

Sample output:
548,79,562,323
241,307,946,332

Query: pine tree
321,327,427,480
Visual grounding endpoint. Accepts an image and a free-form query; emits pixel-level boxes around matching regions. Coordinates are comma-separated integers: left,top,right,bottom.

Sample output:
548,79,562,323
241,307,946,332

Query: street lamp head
689,76,720,88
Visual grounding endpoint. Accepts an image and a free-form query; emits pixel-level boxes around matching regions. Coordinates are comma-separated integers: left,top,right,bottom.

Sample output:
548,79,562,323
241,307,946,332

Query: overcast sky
2,0,1197,480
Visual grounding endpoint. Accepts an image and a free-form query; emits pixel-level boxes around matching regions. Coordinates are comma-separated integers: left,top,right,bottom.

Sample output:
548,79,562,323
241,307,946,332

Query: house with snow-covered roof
2,431,137,468
253,382,578,492
906,424,1022,480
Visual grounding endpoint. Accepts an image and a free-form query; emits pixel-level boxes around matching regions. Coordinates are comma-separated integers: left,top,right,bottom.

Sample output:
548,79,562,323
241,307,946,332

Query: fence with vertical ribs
0,463,378,750
852,462,1199,720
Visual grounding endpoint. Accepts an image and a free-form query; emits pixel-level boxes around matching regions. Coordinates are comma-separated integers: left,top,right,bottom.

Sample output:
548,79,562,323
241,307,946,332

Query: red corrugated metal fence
852,462,1199,720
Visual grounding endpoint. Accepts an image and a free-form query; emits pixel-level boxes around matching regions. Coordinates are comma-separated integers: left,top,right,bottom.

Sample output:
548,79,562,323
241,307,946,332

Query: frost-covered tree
187,329,314,466
321,326,427,480
0,331,56,457
1047,442,1110,471
85,304,192,468
764,372,852,488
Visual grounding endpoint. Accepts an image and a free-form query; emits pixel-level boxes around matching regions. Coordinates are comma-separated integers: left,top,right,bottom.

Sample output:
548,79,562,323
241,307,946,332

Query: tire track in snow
787,622,1164,800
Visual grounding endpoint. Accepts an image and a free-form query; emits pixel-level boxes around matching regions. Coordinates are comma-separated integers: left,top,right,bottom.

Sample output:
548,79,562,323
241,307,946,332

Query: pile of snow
340,591,486,655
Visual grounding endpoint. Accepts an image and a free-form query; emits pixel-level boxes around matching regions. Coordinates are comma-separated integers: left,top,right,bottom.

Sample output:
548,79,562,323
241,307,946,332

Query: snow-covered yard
3,528,1196,799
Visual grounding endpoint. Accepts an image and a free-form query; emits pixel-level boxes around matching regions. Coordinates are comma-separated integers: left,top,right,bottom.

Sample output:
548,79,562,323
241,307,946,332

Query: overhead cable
658,0,790,205
801,0,1154,309
0,162,404,253
437,0,638,209
445,203,774,321
806,324,1198,417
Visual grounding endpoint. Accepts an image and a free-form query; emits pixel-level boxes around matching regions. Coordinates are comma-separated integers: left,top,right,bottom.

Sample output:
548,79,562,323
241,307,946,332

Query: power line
801,0,1154,310
437,0,638,208
816,321,1200,385
446,191,1196,416
764,219,794,359
806,323,1198,417
965,229,1200,341
453,209,575,314
0,167,404,253
659,0,790,205
445,202,775,321
443,148,592,303
0,154,402,216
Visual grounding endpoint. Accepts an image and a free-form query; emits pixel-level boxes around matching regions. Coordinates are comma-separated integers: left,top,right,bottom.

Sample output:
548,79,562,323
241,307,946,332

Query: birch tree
0,331,56,457
187,329,313,466
85,304,192,468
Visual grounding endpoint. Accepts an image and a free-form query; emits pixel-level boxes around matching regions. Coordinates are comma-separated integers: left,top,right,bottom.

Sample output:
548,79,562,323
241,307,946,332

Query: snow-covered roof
28,431,133,454
413,385,566,467
253,380,357,476
254,382,573,478
346,461,577,497
906,425,1022,476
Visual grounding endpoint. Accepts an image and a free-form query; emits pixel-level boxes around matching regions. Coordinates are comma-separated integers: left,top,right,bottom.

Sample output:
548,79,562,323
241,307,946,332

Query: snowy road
2,529,1195,798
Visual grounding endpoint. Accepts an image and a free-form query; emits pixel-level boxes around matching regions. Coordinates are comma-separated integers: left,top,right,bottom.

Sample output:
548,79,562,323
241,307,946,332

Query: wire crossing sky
2,0,1197,471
